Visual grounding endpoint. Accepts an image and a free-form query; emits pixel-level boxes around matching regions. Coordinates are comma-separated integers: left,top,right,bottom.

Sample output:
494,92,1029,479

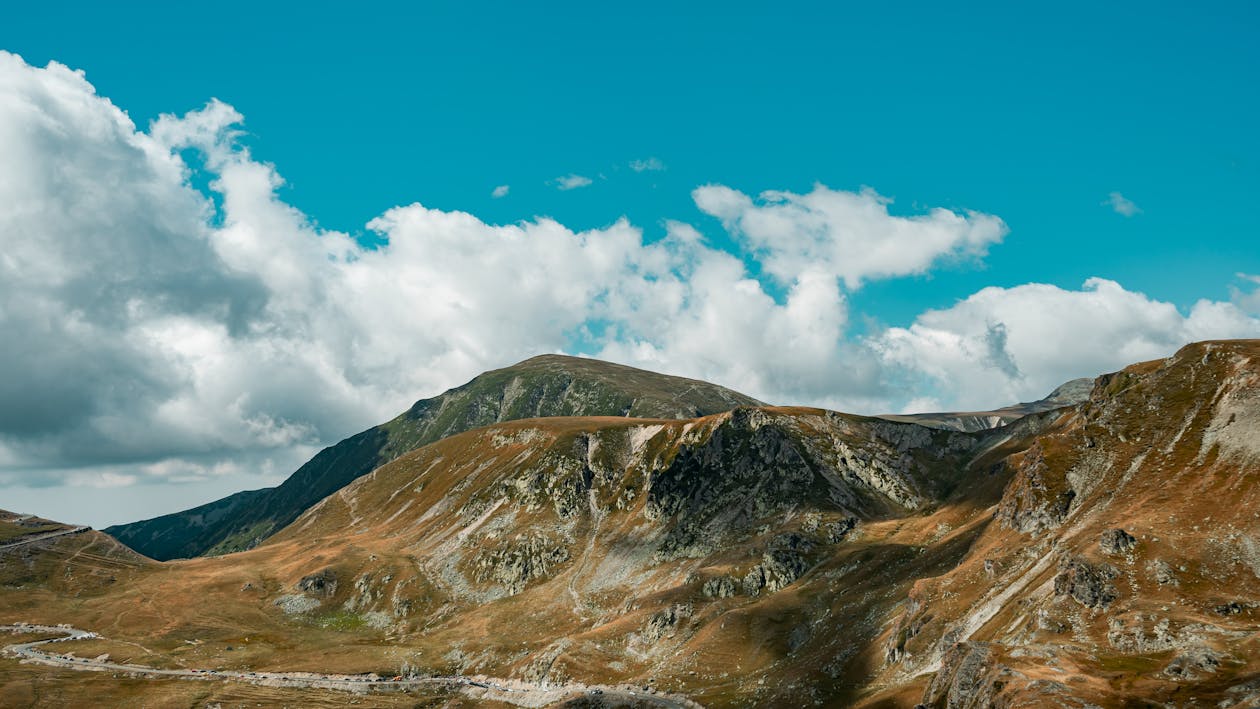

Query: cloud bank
1,51,1257,501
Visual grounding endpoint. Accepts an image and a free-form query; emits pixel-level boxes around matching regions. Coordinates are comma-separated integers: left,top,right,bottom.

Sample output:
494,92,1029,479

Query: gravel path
2,624,702,707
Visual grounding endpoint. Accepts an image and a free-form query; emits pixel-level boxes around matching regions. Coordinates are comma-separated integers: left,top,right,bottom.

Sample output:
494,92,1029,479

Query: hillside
4,341,1258,707
105,355,763,561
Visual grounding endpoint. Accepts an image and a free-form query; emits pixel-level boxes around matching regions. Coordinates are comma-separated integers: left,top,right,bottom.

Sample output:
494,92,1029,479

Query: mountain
878,377,1095,432
882,339,1260,707
105,355,764,561
6,340,1258,707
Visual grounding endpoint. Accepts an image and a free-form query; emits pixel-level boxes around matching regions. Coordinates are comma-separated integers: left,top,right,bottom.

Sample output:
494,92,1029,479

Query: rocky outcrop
702,575,737,599
641,603,693,643
920,642,1002,709
296,568,338,597
473,534,571,595
995,441,1079,534
1099,528,1137,555
1053,556,1119,608
1165,647,1222,680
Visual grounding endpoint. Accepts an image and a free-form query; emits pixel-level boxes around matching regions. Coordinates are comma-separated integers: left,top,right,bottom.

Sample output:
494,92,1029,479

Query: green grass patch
314,610,367,631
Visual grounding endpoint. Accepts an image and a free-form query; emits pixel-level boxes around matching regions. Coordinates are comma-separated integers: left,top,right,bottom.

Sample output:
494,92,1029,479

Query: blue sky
8,1,1258,320
1,2,1258,526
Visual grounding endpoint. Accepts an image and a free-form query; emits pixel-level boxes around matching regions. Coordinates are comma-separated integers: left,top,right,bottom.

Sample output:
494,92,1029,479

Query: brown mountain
3,341,1258,707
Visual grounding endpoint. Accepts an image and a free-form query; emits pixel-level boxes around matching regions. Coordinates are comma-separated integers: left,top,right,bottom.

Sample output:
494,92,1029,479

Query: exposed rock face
640,603,693,643
644,409,939,562
1147,559,1179,586
1054,556,1119,608
702,575,736,598
921,642,1001,709
995,440,1079,534
473,534,571,595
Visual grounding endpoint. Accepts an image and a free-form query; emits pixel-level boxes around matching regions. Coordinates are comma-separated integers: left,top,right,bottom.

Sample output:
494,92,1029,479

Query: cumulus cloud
1,50,1256,525
876,278,1260,411
553,174,593,190
1105,191,1141,216
629,157,665,172
693,184,1008,289
491,184,509,198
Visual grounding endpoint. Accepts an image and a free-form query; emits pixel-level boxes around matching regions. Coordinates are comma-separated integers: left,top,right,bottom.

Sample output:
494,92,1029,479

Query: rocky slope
880,340,1260,707
105,355,762,561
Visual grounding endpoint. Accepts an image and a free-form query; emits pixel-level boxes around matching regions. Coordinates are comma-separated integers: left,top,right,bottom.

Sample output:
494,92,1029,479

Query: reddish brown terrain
3,341,1259,707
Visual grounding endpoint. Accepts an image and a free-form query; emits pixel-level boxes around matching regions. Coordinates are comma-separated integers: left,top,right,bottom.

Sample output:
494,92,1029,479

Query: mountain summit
105,355,763,560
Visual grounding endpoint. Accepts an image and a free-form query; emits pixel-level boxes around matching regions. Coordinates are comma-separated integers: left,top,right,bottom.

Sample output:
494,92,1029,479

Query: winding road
2,624,702,707
0,526,89,552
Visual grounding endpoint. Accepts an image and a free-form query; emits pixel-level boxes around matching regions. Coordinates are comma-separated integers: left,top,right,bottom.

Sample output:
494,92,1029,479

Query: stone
702,576,737,599
1053,556,1119,608
297,568,337,597
1099,528,1137,555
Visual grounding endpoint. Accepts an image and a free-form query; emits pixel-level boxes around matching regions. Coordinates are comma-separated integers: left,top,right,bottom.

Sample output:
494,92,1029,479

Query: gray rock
1054,556,1119,608
702,575,737,599
297,568,337,597
1165,647,1221,680
641,603,692,643
1099,528,1137,555
1147,559,1179,586
742,565,766,596
823,517,857,543
474,534,570,595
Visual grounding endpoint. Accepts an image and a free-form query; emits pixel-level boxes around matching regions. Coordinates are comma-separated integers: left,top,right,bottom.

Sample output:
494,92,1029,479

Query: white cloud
1105,191,1141,217
693,184,1008,289
875,278,1260,411
491,184,509,198
1231,273,1260,315
630,157,665,172
553,173,593,190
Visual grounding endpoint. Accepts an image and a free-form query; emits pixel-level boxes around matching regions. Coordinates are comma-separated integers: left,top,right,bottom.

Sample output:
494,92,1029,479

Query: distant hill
877,376,1094,432
105,355,763,560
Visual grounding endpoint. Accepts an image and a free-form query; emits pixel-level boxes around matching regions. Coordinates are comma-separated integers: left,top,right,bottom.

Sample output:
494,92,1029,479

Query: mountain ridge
105,354,764,560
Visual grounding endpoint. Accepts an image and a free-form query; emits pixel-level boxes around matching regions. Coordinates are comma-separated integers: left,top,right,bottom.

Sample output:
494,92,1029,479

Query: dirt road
2,624,702,707
0,526,89,552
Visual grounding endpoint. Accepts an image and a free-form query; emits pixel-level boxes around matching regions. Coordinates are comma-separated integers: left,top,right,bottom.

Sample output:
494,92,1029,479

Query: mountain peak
107,355,762,560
